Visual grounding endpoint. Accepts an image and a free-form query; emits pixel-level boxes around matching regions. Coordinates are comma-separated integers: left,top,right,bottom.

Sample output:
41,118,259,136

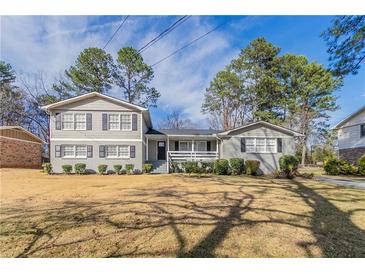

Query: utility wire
103,16,129,50
138,16,191,53
151,22,226,67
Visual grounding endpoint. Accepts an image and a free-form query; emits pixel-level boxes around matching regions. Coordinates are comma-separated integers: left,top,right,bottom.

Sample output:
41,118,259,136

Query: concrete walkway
315,176,365,190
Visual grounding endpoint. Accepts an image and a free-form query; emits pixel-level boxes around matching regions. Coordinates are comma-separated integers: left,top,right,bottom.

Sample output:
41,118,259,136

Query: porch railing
168,151,218,162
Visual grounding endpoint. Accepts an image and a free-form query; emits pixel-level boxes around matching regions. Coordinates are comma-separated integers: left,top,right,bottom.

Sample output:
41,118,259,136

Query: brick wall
339,147,365,164
0,137,42,168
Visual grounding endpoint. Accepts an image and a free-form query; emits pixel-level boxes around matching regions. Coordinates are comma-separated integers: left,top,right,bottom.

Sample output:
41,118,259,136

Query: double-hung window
195,141,207,151
245,138,277,153
121,114,132,131
74,113,86,130
62,145,87,158
62,113,74,130
108,113,132,130
109,114,120,130
106,145,130,158
179,141,192,151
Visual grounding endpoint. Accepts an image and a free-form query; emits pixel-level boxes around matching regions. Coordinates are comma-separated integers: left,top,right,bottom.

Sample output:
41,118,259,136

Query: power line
103,16,129,50
138,16,191,53
151,22,226,67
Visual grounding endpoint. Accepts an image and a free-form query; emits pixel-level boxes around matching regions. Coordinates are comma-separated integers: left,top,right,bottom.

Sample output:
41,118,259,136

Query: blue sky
1,16,364,128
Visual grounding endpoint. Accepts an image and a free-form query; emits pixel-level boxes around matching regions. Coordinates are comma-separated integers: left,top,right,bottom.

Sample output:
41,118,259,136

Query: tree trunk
301,143,306,166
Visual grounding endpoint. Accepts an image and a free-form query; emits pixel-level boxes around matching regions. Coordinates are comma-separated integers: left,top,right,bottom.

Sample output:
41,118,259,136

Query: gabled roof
0,126,45,144
146,128,220,136
333,105,365,129
41,92,152,128
217,121,304,137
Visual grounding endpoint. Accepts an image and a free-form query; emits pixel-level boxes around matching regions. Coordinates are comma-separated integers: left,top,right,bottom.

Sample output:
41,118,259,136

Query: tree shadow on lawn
0,176,364,258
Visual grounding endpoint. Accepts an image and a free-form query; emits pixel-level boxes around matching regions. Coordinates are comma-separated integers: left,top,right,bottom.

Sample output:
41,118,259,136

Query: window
361,124,365,138
106,145,130,158
245,138,277,153
74,113,86,130
245,138,256,153
179,141,192,151
118,145,130,158
63,145,75,157
109,114,120,130
75,146,87,158
62,113,74,130
195,141,207,151
106,145,118,157
121,114,132,131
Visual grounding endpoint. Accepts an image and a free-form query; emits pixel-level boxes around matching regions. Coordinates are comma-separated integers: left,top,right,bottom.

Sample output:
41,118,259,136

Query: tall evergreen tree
55,48,115,95
322,15,365,76
114,47,160,108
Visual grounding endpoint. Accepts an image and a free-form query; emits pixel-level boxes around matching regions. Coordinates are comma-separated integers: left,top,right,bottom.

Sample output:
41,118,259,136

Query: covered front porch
145,129,220,173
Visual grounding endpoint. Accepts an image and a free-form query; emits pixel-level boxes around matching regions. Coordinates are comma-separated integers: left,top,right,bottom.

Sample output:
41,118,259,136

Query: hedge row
324,154,365,176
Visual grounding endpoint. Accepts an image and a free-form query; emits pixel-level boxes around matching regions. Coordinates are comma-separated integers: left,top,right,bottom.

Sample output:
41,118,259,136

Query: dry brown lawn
1,168,365,258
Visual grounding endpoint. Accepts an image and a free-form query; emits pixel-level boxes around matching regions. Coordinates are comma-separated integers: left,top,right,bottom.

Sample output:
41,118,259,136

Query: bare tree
158,109,197,129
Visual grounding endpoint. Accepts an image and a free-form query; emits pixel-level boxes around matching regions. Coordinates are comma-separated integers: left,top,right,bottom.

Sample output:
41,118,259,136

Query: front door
157,141,166,160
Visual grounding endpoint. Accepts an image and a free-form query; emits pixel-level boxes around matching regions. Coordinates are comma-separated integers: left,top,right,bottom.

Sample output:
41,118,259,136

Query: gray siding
51,140,143,173
220,125,296,174
337,109,365,150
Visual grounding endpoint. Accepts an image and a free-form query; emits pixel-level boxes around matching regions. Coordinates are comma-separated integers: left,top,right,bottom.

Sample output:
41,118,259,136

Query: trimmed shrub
42,163,52,174
214,159,229,175
113,165,123,174
98,164,108,175
245,160,260,175
120,169,127,175
170,162,182,173
75,163,86,175
125,164,134,174
279,155,299,178
143,164,153,174
229,158,245,175
324,158,357,175
62,164,72,174
324,158,340,175
183,161,199,174
339,160,357,175
201,161,214,173
358,154,365,176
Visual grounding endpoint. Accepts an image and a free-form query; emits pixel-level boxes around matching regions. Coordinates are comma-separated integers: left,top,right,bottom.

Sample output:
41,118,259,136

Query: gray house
42,92,303,174
334,105,365,164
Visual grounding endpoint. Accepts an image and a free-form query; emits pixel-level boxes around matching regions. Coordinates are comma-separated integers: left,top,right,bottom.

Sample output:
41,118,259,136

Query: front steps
146,160,168,174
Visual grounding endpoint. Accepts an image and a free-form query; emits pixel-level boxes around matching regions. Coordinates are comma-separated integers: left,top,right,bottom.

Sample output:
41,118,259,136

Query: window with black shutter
361,124,365,138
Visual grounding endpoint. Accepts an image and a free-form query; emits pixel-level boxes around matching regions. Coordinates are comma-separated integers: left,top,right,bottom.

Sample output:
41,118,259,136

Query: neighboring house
0,126,45,168
42,92,303,174
334,106,365,164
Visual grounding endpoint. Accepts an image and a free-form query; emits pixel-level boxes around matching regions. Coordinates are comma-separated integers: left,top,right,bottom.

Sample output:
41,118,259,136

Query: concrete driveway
315,176,365,190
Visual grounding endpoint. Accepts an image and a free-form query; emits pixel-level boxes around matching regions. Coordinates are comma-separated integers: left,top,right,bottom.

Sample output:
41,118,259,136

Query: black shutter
132,114,138,131
87,145,93,158
175,141,179,151
207,141,211,151
102,113,108,130
55,113,61,130
55,145,61,158
361,124,365,138
241,138,246,152
99,145,105,158
277,138,283,153
86,113,92,130
130,145,136,158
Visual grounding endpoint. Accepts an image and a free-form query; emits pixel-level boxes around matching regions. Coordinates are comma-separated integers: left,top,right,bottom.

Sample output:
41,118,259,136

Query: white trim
51,138,142,142
333,105,365,129
218,121,304,137
179,140,192,151
41,91,147,111
0,136,44,145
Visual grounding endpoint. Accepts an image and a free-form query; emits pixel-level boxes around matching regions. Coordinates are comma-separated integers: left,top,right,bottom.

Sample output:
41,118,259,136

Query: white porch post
167,136,170,173
146,137,149,161
191,139,195,161
216,138,219,159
